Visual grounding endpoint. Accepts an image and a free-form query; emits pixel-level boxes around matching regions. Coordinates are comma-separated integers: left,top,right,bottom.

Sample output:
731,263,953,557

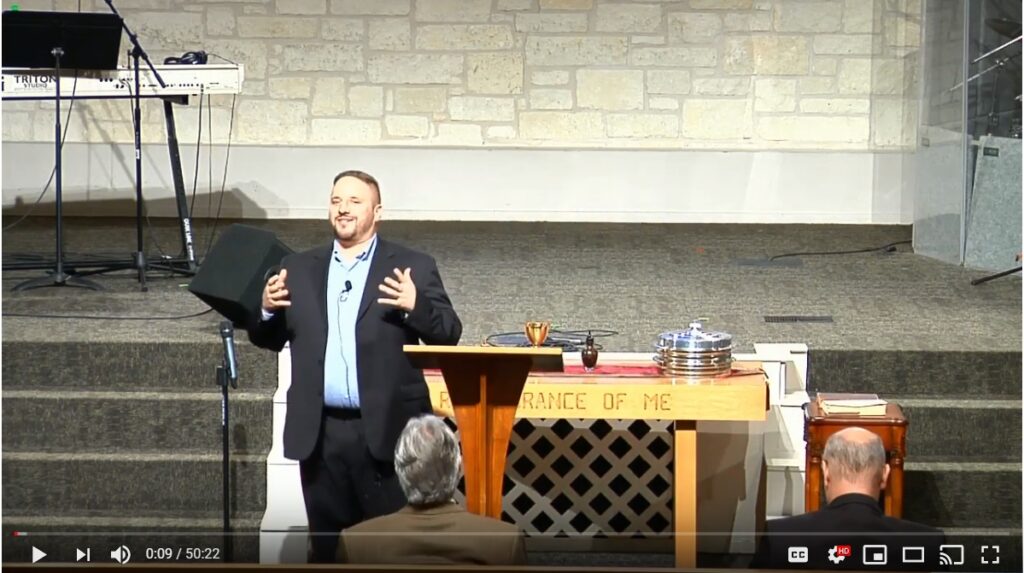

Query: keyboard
1,63,244,99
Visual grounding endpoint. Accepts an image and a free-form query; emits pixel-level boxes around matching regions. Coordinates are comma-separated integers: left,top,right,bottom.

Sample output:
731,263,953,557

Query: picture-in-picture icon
863,544,888,566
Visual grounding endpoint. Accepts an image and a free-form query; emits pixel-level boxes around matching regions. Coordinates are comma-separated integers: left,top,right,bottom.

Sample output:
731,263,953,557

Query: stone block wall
2,0,922,150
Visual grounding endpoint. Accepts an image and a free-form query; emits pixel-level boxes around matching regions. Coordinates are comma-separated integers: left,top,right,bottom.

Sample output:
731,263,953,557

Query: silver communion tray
653,320,733,378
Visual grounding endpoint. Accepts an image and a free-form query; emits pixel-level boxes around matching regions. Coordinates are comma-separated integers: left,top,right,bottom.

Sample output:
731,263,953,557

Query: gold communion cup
524,321,550,347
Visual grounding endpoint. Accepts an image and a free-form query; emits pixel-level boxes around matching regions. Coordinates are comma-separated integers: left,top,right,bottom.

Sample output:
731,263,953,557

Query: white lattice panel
448,418,674,538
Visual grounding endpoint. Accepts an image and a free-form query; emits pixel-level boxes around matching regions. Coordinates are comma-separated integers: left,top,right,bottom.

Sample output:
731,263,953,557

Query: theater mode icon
787,546,809,563
901,546,925,564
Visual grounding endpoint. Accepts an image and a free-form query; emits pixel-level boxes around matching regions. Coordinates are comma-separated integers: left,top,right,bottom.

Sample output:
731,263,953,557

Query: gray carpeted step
1,514,262,563
898,398,1022,461
2,453,267,515
903,462,1022,528
808,349,1022,398
1,340,279,392
2,390,273,455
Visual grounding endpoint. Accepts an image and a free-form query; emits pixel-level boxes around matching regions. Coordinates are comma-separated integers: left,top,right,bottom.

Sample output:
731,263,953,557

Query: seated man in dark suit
338,414,527,565
752,427,945,570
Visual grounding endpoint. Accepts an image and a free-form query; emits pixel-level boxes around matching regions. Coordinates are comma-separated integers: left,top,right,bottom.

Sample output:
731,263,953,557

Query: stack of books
816,393,888,416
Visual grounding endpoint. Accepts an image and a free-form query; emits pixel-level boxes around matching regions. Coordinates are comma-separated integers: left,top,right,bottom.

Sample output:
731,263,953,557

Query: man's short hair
394,415,461,506
333,170,381,204
823,429,886,483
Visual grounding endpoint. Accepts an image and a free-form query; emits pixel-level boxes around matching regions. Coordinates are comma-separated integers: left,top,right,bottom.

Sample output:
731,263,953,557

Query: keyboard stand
3,99,200,278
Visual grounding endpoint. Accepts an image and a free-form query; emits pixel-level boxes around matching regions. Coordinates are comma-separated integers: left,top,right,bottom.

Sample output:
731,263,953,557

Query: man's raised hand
378,267,417,312
262,268,291,312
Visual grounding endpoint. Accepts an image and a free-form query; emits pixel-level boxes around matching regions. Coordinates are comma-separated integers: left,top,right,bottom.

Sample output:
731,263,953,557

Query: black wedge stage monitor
188,224,295,328
1,10,122,70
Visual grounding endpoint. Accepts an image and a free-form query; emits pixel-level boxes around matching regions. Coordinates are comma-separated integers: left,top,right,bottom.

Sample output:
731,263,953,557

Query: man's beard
334,218,363,240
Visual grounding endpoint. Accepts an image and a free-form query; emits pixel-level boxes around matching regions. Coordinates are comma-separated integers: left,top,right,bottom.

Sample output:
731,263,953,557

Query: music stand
3,11,122,291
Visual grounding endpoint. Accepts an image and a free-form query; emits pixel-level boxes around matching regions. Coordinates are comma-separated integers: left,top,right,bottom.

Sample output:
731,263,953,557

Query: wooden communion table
405,346,769,568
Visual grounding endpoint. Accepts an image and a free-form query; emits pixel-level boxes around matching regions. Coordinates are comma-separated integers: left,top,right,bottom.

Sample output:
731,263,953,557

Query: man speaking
247,170,462,562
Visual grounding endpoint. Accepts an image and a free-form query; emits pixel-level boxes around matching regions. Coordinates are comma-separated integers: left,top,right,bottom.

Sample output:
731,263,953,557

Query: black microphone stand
14,47,103,292
102,0,166,292
217,322,239,562
971,265,1022,285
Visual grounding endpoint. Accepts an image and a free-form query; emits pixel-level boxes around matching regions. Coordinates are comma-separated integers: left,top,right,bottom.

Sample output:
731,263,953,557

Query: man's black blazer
750,494,945,571
247,237,462,462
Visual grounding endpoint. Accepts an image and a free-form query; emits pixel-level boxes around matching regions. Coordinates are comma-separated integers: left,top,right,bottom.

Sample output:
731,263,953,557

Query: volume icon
110,545,131,564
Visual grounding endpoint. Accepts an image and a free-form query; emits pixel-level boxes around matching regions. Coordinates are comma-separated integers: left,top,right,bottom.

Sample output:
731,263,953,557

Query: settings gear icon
828,545,847,564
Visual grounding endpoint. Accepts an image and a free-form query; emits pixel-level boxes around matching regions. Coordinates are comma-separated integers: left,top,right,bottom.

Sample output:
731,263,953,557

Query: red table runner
423,364,763,378
423,364,660,377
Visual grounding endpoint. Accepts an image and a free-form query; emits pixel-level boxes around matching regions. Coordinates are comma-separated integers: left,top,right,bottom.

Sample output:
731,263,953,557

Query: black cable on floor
4,251,126,262
769,240,911,262
1,308,214,321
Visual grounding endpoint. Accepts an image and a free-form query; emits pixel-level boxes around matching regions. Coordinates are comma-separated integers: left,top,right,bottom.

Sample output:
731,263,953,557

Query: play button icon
31,547,46,563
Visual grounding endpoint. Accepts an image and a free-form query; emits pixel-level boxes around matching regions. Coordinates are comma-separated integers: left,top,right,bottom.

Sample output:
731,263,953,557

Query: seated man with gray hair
751,427,945,571
338,414,527,565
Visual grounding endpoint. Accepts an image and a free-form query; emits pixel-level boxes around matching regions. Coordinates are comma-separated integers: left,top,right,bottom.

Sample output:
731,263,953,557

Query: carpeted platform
2,217,1020,351
2,216,1020,568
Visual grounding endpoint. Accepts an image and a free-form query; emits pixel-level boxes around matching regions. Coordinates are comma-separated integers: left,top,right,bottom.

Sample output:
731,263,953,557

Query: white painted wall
1,142,913,224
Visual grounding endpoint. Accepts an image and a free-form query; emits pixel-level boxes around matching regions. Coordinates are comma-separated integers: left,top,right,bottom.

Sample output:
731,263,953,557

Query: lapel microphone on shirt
341,280,353,302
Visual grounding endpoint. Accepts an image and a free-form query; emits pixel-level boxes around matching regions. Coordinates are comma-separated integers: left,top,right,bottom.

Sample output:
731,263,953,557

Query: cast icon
939,544,964,566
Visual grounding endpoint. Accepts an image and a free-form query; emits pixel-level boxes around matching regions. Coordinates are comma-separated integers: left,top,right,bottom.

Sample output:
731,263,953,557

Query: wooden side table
804,401,908,517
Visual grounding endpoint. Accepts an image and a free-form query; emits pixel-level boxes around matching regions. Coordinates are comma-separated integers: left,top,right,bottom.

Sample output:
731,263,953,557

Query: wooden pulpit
404,345,564,518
